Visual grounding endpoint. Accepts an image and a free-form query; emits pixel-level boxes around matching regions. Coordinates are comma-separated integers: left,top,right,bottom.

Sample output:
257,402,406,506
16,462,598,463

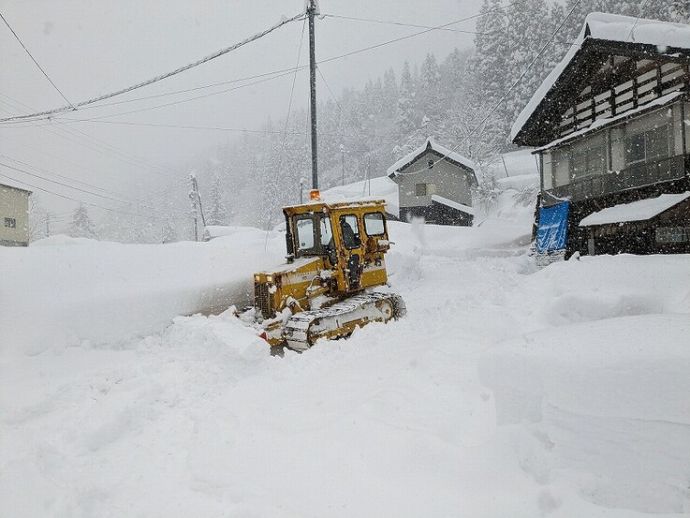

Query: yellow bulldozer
247,191,405,351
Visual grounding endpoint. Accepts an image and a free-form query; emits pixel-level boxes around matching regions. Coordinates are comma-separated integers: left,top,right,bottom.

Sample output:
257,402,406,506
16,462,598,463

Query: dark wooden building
512,12,690,257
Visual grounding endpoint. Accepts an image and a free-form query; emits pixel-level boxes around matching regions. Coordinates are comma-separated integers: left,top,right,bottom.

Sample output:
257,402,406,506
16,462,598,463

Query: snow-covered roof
579,192,690,227
387,138,476,177
534,91,684,152
431,194,475,215
0,180,32,194
511,12,690,143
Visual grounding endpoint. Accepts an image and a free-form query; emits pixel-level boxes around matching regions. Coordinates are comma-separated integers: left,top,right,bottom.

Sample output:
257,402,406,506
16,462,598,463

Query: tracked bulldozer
246,192,405,351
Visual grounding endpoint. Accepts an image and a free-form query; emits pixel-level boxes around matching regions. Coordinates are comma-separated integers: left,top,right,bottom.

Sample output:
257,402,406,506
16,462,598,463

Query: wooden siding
557,57,689,139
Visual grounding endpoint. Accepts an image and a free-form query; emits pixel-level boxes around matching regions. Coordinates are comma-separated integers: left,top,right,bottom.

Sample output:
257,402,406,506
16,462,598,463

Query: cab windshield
294,213,333,256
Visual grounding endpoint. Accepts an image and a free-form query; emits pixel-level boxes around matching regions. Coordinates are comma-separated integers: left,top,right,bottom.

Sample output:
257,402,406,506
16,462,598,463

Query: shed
387,138,477,226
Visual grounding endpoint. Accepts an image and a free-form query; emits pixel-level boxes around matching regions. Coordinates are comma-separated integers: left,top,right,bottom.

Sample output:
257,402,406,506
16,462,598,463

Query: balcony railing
546,154,688,202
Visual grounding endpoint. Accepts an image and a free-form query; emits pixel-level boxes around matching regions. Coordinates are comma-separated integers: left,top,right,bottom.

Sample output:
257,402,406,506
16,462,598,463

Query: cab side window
296,217,315,251
364,212,385,236
339,215,361,249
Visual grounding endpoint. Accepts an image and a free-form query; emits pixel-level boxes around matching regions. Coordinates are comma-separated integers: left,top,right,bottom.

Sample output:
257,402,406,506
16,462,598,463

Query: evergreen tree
382,68,398,118
162,216,177,243
396,61,418,140
507,0,553,123
469,0,511,147
207,174,229,226
69,204,97,239
419,53,443,131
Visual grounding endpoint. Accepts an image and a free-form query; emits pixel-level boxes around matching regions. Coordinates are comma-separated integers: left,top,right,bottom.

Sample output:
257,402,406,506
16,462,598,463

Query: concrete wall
392,150,474,208
0,185,30,246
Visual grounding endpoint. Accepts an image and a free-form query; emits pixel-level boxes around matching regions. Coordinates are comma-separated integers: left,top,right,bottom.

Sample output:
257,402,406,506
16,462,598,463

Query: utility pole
45,213,50,237
307,0,319,189
189,174,207,241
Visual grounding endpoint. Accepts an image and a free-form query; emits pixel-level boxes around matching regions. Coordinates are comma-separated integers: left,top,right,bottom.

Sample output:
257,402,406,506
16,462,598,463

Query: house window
570,133,606,181
415,183,427,196
655,227,689,244
4,217,16,228
625,125,670,165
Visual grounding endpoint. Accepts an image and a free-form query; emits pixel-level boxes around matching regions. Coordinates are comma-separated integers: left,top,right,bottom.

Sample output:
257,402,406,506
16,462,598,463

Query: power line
1,4,530,127
0,169,155,218
401,0,584,176
0,159,191,219
322,13,494,35
0,94,174,178
276,17,308,174
0,11,75,108
5,67,304,126
0,11,305,123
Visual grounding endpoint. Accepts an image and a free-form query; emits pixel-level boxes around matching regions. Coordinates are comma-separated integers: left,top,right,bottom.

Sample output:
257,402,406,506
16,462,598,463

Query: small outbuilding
387,138,477,226
0,182,31,247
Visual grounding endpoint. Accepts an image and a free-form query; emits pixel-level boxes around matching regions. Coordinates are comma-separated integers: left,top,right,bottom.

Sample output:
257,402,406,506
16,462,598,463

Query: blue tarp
536,201,570,253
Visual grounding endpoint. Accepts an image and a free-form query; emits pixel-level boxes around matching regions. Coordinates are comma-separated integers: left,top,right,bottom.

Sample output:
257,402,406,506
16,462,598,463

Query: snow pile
480,255,690,514
0,229,283,355
321,175,399,216
1,215,689,517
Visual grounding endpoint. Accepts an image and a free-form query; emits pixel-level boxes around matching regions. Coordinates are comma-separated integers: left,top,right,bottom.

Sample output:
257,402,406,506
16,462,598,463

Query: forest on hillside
58,0,689,240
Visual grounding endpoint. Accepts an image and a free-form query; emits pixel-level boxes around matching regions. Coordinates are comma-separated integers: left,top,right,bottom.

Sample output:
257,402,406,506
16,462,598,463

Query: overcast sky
0,0,482,224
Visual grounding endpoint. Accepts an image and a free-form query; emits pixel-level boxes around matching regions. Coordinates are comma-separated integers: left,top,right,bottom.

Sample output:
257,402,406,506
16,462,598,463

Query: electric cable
0,11,305,122
398,0,585,176
0,11,75,108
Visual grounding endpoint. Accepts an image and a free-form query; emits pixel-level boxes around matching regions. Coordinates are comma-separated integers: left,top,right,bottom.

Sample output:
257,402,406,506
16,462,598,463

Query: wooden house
511,13,690,256
0,182,31,247
387,138,477,226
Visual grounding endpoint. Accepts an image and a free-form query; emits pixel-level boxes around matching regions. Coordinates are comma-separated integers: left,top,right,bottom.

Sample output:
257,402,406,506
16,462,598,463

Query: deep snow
1,201,689,517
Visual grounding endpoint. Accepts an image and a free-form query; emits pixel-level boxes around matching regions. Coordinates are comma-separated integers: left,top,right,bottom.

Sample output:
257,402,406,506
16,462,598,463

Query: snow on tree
69,204,98,239
28,196,48,241
206,174,229,226
396,61,418,142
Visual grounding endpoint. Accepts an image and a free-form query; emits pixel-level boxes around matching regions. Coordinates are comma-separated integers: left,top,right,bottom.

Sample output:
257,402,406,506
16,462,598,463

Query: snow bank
480,254,690,514
0,230,284,355
321,175,399,217
2,212,689,517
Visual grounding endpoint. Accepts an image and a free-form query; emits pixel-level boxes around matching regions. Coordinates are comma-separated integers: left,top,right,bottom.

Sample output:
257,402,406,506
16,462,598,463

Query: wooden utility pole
307,0,319,189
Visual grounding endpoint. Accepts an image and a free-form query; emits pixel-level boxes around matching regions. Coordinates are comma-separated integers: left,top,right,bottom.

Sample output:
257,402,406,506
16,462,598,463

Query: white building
0,182,31,247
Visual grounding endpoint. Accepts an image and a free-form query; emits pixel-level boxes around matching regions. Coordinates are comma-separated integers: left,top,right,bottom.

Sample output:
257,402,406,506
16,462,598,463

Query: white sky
0,0,481,225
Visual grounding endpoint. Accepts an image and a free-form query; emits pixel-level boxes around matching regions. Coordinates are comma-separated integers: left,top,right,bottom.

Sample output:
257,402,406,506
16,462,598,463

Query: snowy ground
1,206,689,517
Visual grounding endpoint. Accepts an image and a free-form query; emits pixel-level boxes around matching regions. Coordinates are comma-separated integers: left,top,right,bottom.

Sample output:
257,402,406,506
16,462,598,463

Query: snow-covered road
1,217,689,517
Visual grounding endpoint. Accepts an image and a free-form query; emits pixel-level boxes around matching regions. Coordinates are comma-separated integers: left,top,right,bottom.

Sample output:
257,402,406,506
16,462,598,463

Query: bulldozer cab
283,199,390,293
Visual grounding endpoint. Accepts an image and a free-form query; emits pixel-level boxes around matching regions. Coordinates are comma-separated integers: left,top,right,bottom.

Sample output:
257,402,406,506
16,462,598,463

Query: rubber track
282,291,405,350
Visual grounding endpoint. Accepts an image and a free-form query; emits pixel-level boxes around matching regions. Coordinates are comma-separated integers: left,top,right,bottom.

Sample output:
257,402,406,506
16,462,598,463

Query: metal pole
308,0,318,189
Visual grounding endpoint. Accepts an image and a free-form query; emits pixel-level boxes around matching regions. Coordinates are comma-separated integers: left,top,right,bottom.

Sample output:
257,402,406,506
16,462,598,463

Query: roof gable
387,138,476,178
511,13,690,147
